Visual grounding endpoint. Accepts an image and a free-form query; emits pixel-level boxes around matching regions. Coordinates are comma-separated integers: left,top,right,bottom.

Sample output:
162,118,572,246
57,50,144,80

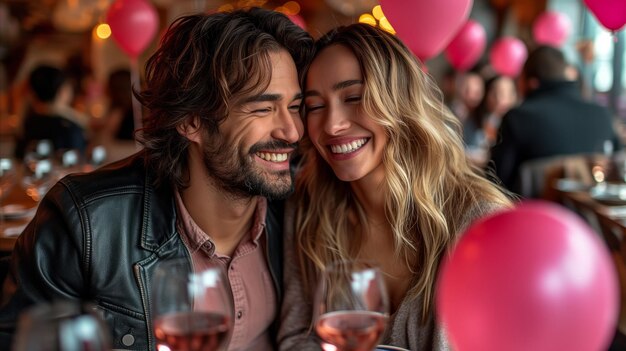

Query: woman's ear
177,116,202,144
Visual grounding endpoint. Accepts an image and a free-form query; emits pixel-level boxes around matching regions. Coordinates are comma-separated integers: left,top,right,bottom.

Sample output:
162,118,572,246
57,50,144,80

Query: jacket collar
132,154,178,252
528,80,581,99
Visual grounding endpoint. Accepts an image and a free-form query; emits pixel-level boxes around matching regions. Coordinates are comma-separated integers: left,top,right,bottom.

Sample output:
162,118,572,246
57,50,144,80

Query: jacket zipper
133,264,152,349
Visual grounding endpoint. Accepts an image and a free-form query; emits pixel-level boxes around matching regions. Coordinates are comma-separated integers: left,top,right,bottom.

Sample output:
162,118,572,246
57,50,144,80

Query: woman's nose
324,105,351,135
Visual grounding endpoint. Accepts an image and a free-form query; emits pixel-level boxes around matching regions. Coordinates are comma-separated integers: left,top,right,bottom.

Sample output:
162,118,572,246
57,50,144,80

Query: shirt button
122,334,135,346
237,310,243,319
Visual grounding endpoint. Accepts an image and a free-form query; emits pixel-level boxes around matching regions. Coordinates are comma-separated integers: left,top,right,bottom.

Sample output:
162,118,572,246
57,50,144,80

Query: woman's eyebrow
333,79,363,90
305,80,363,98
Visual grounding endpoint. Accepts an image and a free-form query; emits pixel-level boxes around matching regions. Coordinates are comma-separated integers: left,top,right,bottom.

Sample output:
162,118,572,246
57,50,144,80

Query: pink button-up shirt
175,190,276,351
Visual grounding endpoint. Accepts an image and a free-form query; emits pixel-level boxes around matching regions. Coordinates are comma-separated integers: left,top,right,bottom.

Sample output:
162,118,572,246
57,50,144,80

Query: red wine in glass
151,259,233,351
316,310,388,351
154,311,230,351
314,260,390,351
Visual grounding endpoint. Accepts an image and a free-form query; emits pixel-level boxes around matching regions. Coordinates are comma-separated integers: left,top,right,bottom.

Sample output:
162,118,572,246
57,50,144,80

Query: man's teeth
330,138,367,154
256,152,288,162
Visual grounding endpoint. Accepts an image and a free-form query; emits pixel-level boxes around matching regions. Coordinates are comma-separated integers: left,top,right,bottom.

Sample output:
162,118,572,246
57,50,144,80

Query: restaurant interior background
0,0,625,160
0,1,625,349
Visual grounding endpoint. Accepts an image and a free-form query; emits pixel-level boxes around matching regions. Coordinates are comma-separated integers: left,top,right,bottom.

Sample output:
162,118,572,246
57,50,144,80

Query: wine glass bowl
314,260,389,351
0,158,16,198
151,259,233,351
12,301,112,351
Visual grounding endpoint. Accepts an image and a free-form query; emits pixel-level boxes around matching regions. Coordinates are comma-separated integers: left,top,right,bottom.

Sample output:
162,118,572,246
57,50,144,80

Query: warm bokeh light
95,23,111,39
218,3,235,12
378,17,396,34
283,1,300,15
236,0,267,8
372,5,384,20
90,102,105,119
358,13,377,27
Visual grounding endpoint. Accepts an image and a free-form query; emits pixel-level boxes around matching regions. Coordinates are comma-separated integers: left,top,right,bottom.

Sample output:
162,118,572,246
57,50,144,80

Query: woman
279,24,512,350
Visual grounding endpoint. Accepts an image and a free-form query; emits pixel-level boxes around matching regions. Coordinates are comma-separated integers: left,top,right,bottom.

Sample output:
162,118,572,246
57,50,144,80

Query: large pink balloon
489,37,528,77
533,11,572,47
379,0,473,61
444,20,487,71
584,0,626,32
106,0,158,59
437,201,618,351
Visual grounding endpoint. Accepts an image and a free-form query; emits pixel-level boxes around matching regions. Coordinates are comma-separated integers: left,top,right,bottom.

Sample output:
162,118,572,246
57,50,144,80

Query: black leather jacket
0,153,284,350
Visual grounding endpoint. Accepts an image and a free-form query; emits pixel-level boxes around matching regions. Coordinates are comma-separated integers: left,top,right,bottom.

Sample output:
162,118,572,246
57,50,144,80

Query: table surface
1,180,39,252
554,181,626,262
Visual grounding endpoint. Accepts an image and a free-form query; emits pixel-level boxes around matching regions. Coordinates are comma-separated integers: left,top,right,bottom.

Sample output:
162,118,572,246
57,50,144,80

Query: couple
0,8,511,351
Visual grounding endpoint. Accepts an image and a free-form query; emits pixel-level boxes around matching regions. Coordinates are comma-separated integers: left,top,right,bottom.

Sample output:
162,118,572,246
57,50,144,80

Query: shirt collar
174,188,267,257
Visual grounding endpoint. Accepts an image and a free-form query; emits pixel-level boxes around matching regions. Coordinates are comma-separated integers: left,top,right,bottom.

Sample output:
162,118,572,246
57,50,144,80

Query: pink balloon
288,14,307,30
533,11,572,47
437,201,619,351
106,0,159,59
444,20,487,71
489,37,528,77
584,0,626,32
379,0,473,61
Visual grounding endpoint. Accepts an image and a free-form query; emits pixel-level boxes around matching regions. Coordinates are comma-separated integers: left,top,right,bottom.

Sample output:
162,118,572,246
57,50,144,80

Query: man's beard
202,136,297,201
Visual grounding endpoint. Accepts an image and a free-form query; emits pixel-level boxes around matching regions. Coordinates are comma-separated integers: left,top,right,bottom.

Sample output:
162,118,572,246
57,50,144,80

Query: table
0,181,39,252
552,180,626,336
554,182,626,264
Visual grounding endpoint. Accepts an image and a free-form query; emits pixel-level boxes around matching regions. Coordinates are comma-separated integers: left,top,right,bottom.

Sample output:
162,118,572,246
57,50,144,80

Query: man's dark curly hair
136,7,313,188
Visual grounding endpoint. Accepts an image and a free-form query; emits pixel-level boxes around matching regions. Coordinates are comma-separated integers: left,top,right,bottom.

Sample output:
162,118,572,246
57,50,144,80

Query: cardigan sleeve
277,202,322,351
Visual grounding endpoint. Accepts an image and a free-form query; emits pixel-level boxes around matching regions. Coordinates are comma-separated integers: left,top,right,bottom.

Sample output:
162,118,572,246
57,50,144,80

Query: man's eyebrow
242,94,282,103
242,92,304,103
305,79,363,97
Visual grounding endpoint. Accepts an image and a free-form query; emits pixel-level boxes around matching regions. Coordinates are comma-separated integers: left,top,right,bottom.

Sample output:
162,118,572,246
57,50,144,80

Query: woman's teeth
330,138,367,154
256,152,288,162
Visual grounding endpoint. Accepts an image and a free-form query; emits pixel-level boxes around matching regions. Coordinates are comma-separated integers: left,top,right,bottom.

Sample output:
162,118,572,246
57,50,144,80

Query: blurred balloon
444,20,487,71
437,201,618,351
325,0,378,16
583,0,626,32
532,11,572,47
106,0,158,59
288,14,307,30
489,37,528,77
379,0,473,61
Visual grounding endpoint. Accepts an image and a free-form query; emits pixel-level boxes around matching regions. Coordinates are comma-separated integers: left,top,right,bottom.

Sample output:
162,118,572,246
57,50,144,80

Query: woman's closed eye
345,95,362,104
306,104,325,113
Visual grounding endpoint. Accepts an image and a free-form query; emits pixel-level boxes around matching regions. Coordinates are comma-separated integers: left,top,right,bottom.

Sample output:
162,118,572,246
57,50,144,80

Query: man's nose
272,108,303,143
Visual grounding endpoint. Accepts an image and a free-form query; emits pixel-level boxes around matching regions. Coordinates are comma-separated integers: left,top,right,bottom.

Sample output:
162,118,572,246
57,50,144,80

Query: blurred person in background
490,45,620,192
463,75,518,167
448,68,485,123
13,64,87,159
91,68,135,143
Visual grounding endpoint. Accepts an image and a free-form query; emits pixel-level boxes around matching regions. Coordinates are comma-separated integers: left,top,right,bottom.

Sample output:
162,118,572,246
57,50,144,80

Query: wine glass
12,300,112,351
151,259,233,351
314,260,390,351
0,158,17,225
22,158,56,202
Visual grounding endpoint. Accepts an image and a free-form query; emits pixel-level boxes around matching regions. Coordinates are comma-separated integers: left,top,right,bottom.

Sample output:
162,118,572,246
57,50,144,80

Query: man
490,45,620,193
0,8,313,350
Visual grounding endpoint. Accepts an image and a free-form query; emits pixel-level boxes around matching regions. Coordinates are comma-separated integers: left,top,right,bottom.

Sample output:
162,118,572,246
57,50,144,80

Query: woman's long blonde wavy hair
295,23,512,323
